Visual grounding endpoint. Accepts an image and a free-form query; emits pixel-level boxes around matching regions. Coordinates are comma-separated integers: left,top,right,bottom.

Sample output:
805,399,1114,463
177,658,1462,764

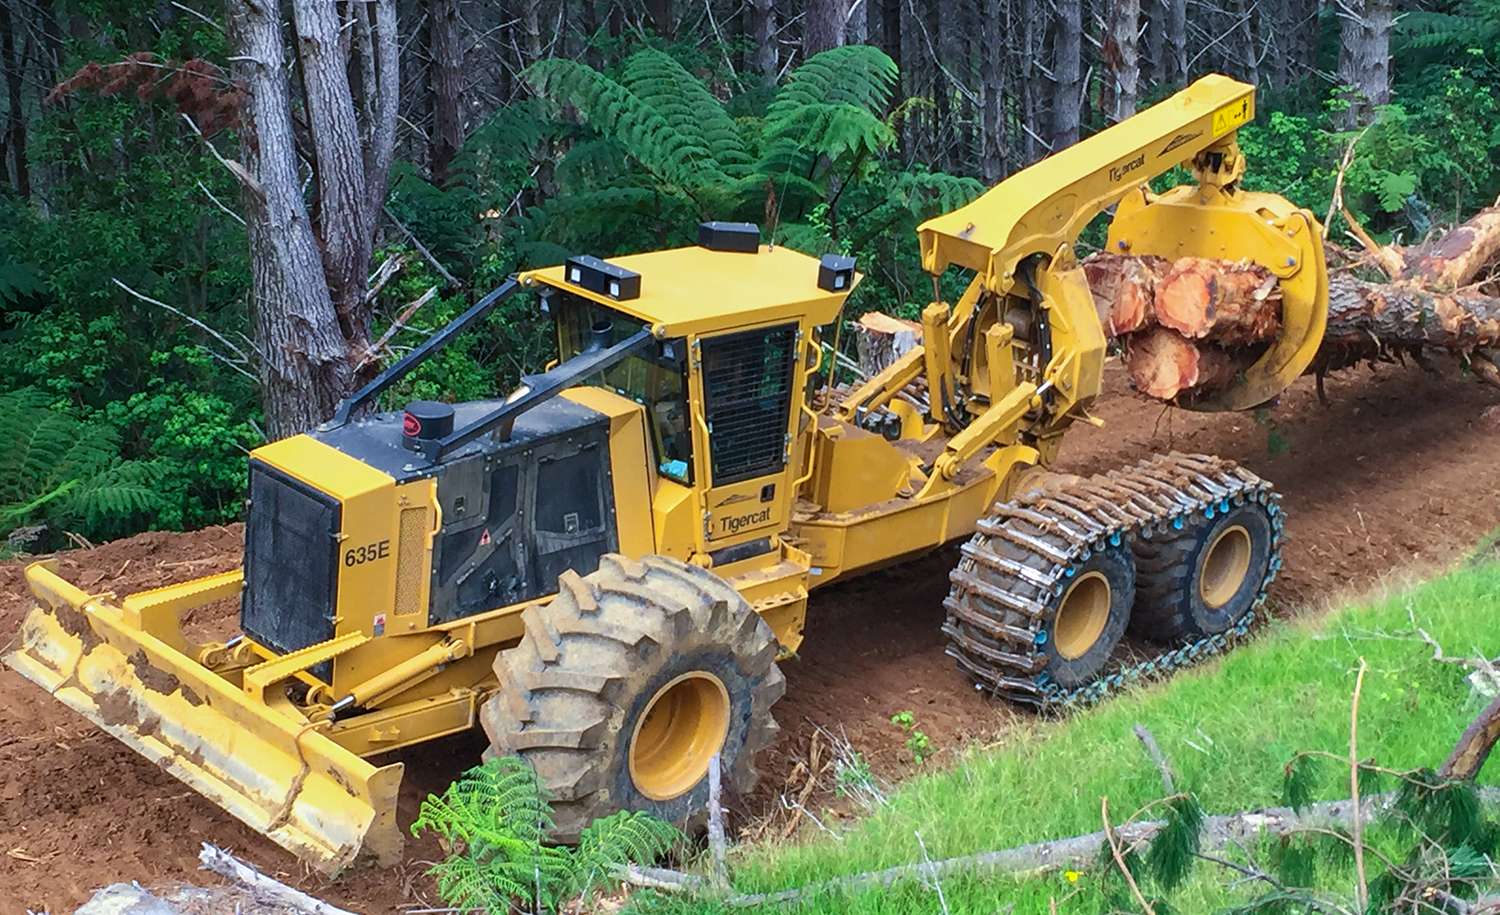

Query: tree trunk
752,0,777,80
804,0,849,56
1167,0,1186,83
1128,326,1240,400
0,0,27,197
518,0,543,65
429,0,465,184
228,0,352,439
1142,0,1164,89
1336,0,1393,127
1404,206,1500,292
1052,0,1082,149
979,0,1006,182
847,0,868,44
293,0,374,354
1104,0,1141,123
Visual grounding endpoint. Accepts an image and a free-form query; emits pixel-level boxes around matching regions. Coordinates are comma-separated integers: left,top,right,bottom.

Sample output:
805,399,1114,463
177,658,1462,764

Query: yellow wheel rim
1053,571,1112,660
628,672,731,801
1200,524,1252,608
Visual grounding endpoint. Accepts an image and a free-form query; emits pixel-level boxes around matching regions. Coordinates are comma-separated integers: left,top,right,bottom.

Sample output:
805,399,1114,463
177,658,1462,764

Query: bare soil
4,358,1500,914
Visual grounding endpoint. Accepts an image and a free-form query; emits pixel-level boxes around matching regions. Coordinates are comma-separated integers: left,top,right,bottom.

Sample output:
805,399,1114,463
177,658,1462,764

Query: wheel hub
1200,524,1252,608
1054,571,1111,660
628,672,731,801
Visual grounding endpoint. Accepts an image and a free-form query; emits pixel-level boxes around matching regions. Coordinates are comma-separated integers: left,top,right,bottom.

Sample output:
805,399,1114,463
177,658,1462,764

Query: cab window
554,293,693,484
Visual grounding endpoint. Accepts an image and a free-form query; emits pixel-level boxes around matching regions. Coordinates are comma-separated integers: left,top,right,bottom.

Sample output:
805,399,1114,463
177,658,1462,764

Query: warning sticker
1212,98,1251,137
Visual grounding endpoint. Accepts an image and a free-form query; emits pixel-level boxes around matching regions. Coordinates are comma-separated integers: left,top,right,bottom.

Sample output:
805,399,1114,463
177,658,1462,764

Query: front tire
480,554,785,841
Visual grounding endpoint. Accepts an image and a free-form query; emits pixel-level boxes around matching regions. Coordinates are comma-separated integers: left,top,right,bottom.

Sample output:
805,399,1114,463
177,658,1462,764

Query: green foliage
890,710,933,764
1147,794,1204,893
413,756,680,914
0,388,166,549
519,45,980,321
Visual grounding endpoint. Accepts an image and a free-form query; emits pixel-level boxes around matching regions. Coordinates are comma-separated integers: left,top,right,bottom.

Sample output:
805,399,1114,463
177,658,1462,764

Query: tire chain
943,451,1285,711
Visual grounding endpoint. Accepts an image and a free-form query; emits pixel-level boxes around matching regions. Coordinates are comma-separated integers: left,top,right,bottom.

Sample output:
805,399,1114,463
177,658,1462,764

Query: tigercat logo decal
1109,154,1146,182
719,508,772,535
1159,131,1202,156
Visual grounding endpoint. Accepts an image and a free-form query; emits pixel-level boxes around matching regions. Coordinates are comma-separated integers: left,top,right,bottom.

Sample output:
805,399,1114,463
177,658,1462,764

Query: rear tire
480,554,784,841
1130,502,1275,640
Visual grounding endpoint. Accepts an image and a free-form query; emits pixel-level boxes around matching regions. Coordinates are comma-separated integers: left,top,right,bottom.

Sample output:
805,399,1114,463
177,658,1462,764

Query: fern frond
619,50,752,174
568,810,681,899
60,460,166,525
769,46,898,123
1281,752,1320,813
889,170,986,218
525,58,728,195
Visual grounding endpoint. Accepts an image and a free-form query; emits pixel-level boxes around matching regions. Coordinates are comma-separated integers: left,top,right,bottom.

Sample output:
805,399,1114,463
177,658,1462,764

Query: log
853,311,922,378
1153,257,1281,344
198,844,359,915
1406,204,1500,291
1126,326,1243,401
1083,253,1168,335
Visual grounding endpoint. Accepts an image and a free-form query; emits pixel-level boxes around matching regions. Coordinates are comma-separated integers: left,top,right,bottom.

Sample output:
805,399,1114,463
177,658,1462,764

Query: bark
847,0,868,44
1142,0,1164,87
853,311,922,377
648,0,674,39
1167,0,1187,83
293,0,373,350
1233,0,1258,85
1321,276,1500,357
1336,0,1393,127
979,0,1006,182
752,0,777,81
1442,693,1500,782
1052,0,1083,149
200,845,358,915
0,0,27,197
1103,0,1141,122
429,0,465,184
228,0,352,438
804,0,849,56
518,0,543,65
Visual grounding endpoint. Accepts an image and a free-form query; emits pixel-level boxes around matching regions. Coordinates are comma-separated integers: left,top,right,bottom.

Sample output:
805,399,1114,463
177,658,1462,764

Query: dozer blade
3,560,404,874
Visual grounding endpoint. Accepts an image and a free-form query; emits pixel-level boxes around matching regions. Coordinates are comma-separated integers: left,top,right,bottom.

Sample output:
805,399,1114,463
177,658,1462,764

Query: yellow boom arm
840,74,1327,494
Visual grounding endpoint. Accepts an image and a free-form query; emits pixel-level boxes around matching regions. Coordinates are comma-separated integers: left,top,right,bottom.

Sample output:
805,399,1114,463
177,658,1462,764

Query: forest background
0,0,1494,550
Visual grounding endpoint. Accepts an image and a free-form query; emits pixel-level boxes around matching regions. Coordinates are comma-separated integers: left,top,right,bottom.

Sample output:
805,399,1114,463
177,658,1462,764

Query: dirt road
4,358,1498,914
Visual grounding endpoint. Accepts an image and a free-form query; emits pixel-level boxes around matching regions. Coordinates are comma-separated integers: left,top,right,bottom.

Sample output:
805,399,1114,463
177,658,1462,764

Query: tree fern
766,46,899,122
412,756,681,914
525,57,728,200
618,50,753,176
0,388,164,545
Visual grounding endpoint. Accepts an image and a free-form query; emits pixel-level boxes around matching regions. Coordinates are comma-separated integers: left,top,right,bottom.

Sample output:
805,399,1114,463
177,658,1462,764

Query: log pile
849,203,1500,406
1086,203,1500,403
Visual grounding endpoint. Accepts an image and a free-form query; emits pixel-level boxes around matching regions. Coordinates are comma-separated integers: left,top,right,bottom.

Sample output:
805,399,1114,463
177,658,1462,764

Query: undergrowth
628,560,1500,913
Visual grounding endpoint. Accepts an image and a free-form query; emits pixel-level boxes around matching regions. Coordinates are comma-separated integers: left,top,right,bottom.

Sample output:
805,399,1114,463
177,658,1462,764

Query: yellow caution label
1212,98,1251,136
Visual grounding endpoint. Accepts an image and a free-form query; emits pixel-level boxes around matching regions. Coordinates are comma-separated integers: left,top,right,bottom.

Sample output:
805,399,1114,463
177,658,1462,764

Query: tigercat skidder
7,74,1327,871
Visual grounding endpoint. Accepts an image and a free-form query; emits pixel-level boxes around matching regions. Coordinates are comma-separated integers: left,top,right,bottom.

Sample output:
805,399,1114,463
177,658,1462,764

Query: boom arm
838,74,1326,496
916,75,1254,295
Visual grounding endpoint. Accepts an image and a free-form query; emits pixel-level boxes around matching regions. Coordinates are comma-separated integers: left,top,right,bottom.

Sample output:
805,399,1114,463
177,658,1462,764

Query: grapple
4,561,403,874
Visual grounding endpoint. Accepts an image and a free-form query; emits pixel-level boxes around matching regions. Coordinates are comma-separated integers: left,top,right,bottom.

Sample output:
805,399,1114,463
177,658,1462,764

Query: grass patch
635,561,1500,913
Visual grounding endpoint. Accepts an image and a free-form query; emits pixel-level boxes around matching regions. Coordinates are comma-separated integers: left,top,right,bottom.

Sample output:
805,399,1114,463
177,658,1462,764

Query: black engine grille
241,461,341,669
701,323,796,485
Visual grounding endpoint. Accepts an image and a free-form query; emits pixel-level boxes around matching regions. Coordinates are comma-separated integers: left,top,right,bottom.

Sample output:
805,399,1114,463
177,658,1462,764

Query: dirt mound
4,358,1499,914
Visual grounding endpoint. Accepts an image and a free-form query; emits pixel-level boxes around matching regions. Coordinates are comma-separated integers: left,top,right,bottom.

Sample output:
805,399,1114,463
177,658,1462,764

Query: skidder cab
6,224,855,872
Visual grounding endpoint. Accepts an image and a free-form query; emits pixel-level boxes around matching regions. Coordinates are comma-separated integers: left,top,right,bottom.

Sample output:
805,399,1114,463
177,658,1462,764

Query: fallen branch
625,789,1500,906
359,285,437,370
198,844,359,915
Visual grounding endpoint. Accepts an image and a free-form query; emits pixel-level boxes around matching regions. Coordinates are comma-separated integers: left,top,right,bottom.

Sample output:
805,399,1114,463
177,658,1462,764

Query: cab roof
519,244,857,338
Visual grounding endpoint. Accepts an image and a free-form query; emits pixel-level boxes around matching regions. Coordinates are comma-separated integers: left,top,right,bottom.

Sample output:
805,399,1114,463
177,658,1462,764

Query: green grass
632,560,1500,914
